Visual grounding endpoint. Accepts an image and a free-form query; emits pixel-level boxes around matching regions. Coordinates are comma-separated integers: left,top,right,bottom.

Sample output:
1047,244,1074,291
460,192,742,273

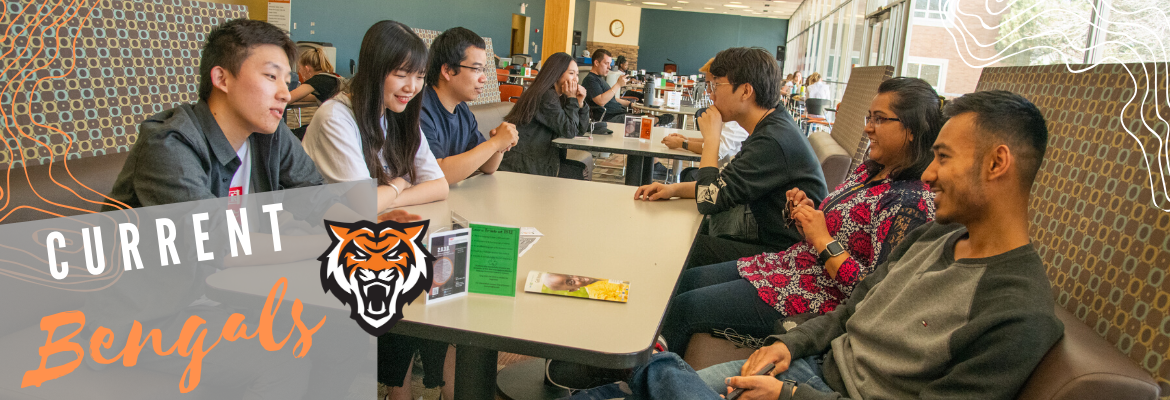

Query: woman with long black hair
303,20,447,211
301,20,450,400
498,52,590,178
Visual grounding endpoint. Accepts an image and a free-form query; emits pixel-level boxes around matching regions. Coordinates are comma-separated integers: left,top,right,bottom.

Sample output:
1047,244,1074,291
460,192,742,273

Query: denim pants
564,352,831,400
661,261,786,356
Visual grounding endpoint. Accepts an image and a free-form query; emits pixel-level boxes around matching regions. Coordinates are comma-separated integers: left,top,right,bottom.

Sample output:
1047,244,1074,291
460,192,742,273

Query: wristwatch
818,240,845,263
681,140,689,150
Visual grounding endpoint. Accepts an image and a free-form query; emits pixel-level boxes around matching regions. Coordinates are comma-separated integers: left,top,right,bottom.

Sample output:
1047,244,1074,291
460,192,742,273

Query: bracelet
388,182,401,198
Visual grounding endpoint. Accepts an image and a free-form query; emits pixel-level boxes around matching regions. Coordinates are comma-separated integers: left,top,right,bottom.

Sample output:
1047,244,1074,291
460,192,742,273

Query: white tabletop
204,172,702,365
553,123,702,161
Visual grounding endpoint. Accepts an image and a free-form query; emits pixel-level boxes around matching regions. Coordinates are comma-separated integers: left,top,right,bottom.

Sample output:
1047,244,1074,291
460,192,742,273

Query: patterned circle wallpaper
977,63,1170,394
1,0,248,167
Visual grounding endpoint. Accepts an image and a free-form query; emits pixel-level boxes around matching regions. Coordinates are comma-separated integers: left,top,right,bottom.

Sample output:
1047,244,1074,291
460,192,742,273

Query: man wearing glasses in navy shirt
420,27,520,184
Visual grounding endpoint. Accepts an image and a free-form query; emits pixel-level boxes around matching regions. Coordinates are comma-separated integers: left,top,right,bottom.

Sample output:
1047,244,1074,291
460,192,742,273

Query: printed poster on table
427,228,470,303
468,223,520,296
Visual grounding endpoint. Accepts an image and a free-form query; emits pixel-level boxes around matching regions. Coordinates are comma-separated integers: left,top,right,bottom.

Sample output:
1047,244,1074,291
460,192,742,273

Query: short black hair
874,77,944,181
425,27,487,87
198,19,296,101
591,49,612,63
709,47,781,109
943,90,1049,189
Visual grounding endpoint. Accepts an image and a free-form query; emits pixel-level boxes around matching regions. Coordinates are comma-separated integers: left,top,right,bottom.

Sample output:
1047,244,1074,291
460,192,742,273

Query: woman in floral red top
661,78,944,356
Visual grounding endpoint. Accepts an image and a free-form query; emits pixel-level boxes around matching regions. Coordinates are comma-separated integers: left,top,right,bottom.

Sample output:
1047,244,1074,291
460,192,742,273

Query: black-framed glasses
864,115,901,127
457,64,490,75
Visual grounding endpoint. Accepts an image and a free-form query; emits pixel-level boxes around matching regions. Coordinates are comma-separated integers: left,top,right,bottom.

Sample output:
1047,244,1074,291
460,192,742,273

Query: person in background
288,44,345,139
498,52,590,178
290,44,343,104
657,77,941,358
573,89,1062,400
301,20,452,400
421,27,520,184
609,54,644,101
583,48,671,126
663,57,750,180
781,73,796,96
805,72,832,120
634,47,827,267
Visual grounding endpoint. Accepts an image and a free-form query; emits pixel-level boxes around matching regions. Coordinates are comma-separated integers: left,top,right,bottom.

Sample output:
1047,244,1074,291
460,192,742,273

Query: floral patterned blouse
737,163,936,316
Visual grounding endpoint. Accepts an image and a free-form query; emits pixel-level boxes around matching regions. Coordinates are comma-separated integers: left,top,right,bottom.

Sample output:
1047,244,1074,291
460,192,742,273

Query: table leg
455,345,499,400
671,159,684,183
624,155,653,186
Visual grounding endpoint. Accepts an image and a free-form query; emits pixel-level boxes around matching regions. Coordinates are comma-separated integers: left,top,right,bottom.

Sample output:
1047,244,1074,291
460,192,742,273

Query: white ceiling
590,0,802,19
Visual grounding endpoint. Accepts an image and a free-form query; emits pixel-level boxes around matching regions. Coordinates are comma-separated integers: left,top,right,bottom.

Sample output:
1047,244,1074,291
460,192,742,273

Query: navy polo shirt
419,86,486,159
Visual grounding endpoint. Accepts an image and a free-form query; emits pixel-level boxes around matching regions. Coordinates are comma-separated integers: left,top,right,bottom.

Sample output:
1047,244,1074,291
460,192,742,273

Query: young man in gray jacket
570,90,1064,400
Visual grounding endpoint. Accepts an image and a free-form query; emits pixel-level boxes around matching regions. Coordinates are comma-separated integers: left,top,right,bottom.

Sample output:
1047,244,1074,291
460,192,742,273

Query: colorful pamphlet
523,271,630,303
468,223,520,297
426,228,470,303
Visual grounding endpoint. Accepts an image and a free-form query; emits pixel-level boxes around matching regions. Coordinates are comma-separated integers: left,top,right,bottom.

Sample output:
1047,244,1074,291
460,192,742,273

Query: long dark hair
347,20,428,184
504,52,576,126
871,77,944,181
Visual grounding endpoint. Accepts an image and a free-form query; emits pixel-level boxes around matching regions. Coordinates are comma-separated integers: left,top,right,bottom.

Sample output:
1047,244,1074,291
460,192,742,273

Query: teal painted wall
290,0,544,77
572,0,590,57
637,9,787,76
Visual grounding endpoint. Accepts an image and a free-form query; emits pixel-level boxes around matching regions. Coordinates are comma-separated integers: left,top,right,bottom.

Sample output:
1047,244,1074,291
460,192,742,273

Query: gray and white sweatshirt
770,222,1064,400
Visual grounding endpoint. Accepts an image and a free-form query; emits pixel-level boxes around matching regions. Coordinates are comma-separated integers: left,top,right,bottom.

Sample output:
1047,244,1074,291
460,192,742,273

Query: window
903,57,947,93
913,0,948,20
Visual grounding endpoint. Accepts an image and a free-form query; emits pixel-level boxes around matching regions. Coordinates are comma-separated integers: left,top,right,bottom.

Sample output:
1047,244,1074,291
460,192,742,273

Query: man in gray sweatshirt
567,90,1064,400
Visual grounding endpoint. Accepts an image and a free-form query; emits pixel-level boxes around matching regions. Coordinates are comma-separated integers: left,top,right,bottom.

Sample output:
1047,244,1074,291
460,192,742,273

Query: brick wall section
905,0,1004,96
586,41,639,70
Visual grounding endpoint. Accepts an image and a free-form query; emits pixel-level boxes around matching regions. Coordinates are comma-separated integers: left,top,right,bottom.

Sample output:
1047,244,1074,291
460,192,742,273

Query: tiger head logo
319,219,434,336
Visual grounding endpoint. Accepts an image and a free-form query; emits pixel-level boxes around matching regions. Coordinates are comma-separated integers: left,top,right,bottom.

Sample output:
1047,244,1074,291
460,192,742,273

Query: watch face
828,241,845,256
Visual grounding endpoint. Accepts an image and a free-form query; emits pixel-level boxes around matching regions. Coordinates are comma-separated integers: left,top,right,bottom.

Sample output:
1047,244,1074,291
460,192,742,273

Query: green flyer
469,223,520,296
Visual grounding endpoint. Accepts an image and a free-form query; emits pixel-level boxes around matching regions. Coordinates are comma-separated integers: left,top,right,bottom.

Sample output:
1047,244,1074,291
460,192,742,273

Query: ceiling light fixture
677,0,689,3
672,6,682,8
725,4,750,8
643,1,668,4
704,6,714,9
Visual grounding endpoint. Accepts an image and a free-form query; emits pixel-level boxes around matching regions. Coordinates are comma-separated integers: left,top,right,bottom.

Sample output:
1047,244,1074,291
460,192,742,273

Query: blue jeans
662,261,785,356
564,352,831,400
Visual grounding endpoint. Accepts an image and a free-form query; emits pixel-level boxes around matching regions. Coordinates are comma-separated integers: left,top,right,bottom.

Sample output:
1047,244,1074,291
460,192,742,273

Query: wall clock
610,19,624,37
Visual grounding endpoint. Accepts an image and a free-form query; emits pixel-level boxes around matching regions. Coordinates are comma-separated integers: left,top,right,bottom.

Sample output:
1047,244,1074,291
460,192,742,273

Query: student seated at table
610,55,644,102
421,27,520,184
288,44,344,139
101,18,419,399
663,57,750,181
583,48,672,126
300,20,453,400
497,52,590,179
291,44,343,104
658,77,941,358
302,20,447,213
634,48,828,266
569,90,1063,400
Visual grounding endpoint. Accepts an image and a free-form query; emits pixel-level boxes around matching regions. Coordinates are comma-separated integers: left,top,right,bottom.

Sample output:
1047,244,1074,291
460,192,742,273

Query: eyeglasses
864,115,901,127
457,65,491,75
706,82,733,95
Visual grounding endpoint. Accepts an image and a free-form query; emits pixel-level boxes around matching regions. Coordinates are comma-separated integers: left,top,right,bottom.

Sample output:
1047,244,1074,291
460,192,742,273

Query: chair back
499,84,523,103
805,98,829,116
497,69,509,83
664,63,677,73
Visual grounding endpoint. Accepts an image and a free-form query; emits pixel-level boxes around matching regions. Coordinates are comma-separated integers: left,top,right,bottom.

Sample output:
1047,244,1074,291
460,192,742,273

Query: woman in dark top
499,52,590,178
291,44,343,103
